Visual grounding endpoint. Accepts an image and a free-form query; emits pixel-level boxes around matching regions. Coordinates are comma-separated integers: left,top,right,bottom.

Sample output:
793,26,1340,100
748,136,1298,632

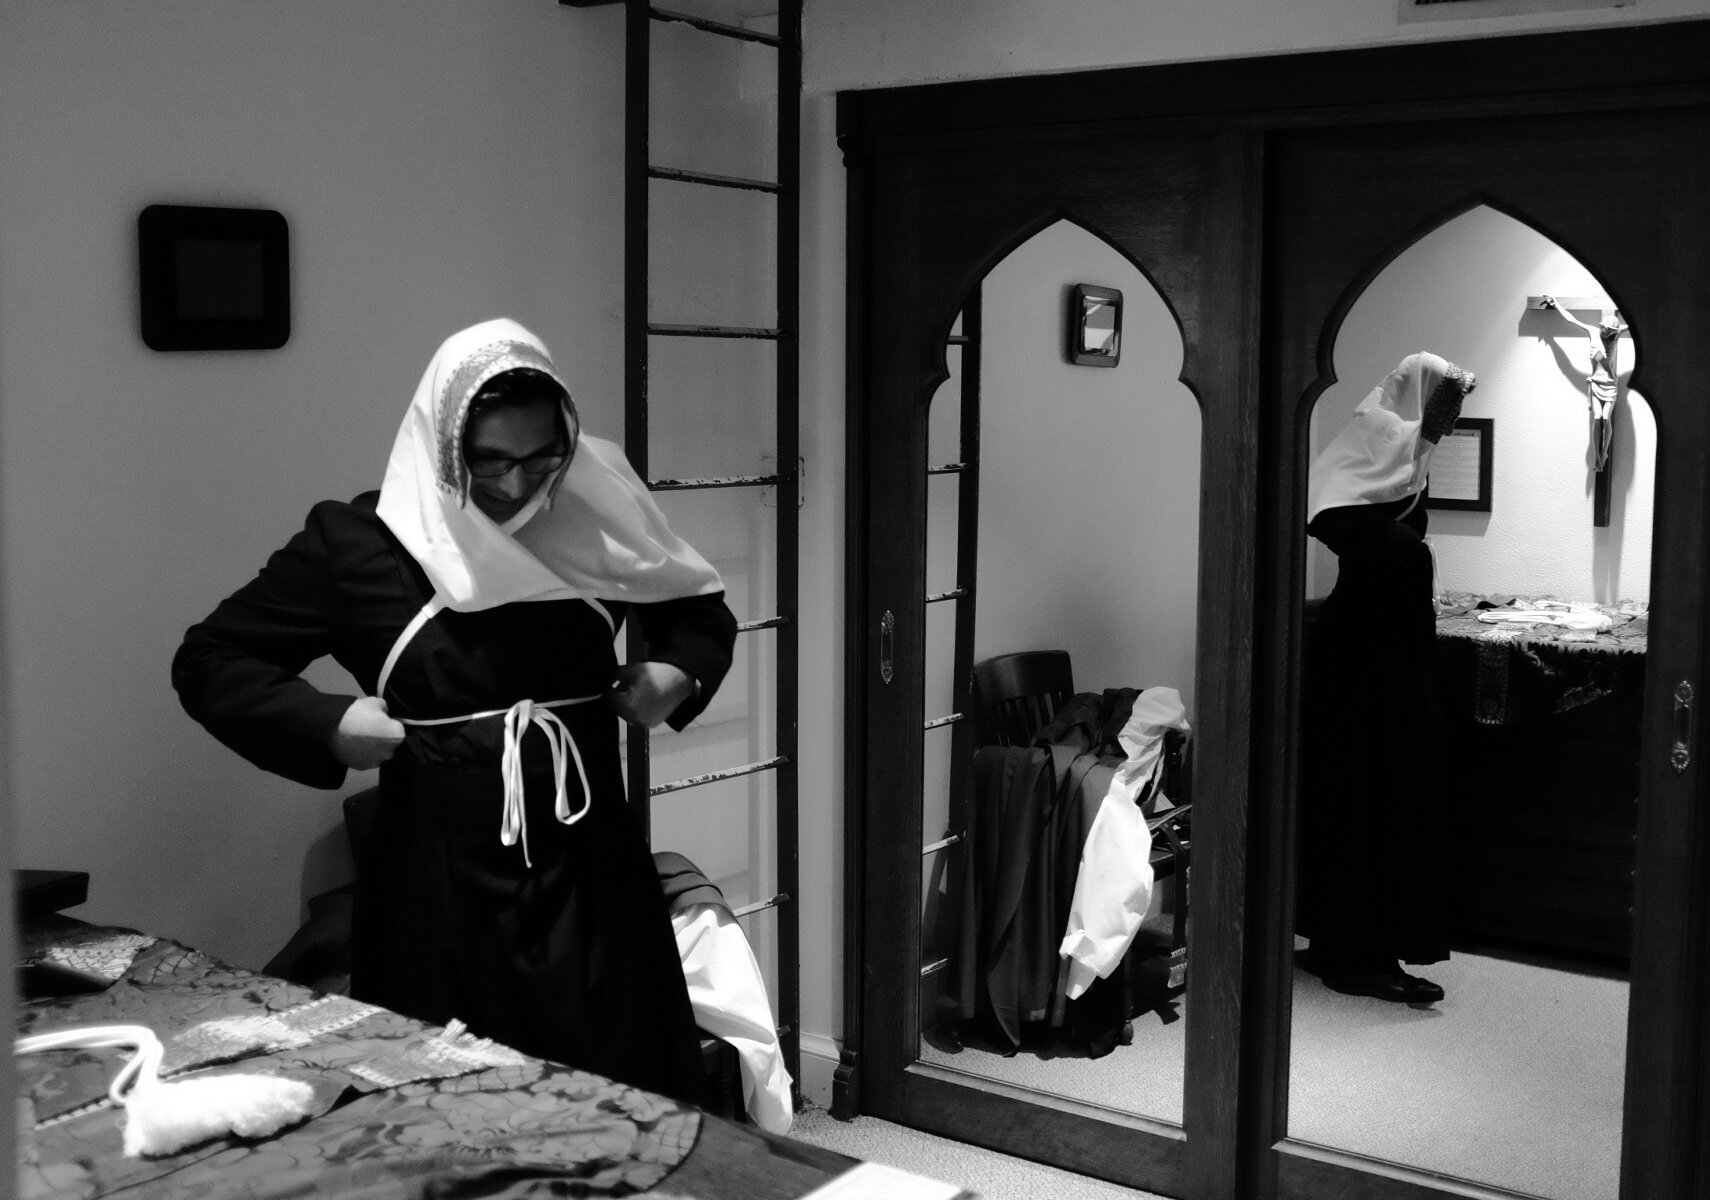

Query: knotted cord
397,694,597,868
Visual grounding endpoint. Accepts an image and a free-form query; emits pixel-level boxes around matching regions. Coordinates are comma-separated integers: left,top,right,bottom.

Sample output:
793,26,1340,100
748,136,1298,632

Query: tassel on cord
15,1024,314,1158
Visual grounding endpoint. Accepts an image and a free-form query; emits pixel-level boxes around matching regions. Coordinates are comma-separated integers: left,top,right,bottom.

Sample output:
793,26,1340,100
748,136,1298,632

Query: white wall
0,0,785,975
962,222,1200,709
1306,205,1655,604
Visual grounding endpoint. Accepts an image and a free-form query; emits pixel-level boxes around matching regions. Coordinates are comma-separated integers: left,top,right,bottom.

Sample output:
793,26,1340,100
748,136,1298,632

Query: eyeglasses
466,446,569,479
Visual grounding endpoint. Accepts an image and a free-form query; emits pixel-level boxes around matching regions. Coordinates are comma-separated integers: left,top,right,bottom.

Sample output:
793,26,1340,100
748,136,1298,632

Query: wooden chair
1139,800,1191,1001
970,650,1075,746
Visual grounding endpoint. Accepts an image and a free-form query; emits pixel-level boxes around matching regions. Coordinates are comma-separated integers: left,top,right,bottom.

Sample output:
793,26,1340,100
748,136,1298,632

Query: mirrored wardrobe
837,21,1710,1200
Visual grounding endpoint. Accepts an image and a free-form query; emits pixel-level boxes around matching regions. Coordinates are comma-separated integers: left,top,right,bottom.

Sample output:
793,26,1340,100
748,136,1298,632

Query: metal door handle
1672,680,1694,774
879,610,895,685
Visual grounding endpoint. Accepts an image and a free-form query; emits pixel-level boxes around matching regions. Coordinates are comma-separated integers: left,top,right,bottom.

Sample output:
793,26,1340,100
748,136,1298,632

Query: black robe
1300,498,1450,968
172,491,737,1104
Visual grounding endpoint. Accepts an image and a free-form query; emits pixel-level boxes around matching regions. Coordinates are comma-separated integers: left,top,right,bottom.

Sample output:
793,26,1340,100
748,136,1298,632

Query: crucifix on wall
1532,294,1631,528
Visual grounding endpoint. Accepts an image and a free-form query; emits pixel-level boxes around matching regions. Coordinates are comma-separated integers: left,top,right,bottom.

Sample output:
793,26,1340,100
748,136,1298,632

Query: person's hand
332,696,406,769
608,662,696,728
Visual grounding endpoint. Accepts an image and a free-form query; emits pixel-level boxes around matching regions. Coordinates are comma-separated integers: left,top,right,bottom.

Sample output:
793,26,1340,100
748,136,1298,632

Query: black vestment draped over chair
955,689,1161,1057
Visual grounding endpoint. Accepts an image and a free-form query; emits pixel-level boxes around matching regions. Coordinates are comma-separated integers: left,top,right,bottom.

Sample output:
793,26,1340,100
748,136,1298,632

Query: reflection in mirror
916,221,1201,1125
1291,205,1651,1200
1071,283,1123,366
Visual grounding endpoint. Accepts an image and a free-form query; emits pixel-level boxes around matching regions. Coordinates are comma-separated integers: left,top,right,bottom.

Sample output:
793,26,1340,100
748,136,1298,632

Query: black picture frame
1426,417,1494,512
1068,283,1122,367
138,204,291,351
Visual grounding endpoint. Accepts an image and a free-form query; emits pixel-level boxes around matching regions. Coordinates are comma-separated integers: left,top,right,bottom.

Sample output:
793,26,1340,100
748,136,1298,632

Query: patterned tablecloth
16,922,705,1199
1434,593,1648,656
1433,594,1647,726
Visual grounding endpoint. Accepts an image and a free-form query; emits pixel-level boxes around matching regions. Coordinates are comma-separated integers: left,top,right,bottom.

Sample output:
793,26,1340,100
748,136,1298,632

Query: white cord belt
397,695,599,868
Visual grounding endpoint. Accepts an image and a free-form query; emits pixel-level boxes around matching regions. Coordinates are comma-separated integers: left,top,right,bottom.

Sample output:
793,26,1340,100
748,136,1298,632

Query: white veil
377,318,724,612
1306,351,1475,523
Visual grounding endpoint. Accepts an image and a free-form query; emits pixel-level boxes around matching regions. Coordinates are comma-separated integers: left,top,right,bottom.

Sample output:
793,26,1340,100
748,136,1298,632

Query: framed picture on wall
1426,417,1494,512
138,204,291,351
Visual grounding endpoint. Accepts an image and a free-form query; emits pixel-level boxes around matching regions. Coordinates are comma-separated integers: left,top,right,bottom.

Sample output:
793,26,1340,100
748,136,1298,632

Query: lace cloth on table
162,994,382,1072
21,929,158,986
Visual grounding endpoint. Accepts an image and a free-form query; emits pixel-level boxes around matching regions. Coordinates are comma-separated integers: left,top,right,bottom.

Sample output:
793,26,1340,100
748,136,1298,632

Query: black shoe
1320,965,1444,1004
1397,971,1445,1003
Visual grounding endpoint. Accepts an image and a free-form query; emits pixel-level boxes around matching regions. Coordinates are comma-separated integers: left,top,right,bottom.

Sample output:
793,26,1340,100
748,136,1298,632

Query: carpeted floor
1288,947,1625,1200
786,1103,1165,1199
893,946,1625,1200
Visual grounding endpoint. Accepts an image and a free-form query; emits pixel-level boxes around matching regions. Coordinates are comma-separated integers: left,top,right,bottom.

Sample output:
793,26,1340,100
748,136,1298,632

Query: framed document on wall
138,204,290,351
1426,417,1493,512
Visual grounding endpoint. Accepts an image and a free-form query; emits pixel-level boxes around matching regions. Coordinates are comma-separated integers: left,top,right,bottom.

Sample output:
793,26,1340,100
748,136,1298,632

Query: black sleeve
170,502,358,789
631,591,740,732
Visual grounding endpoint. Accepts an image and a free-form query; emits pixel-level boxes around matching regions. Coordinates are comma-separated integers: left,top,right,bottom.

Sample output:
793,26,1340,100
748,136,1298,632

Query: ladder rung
924,712,966,731
947,335,973,346
651,6,782,47
922,833,964,856
650,165,781,194
651,755,788,796
732,892,791,919
925,588,968,604
928,462,968,475
649,472,788,491
920,957,951,979
648,323,784,340
737,615,790,633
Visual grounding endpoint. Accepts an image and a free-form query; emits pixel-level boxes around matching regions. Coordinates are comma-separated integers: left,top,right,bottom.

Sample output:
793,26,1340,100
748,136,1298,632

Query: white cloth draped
1307,351,1467,524
670,905,794,1134
1475,600,1614,633
1058,687,1192,1001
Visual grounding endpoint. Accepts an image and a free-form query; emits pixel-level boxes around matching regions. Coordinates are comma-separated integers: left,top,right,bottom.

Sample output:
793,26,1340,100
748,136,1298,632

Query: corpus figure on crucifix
1540,295,1629,526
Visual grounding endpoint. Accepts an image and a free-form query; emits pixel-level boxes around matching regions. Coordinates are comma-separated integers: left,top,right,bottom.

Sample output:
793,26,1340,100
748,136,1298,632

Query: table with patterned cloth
14,920,855,1200
1433,593,1648,648
1431,594,1646,965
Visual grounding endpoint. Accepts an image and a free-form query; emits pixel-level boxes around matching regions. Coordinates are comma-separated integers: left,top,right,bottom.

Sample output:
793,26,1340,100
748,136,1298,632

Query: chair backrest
971,650,1074,747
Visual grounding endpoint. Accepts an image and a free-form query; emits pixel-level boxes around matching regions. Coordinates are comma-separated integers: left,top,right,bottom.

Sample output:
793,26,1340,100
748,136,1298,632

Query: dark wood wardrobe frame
837,21,1710,1200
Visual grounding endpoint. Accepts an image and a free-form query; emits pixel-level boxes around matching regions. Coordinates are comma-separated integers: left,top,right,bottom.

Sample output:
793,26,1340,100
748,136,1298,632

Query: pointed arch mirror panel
840,108,1263,1197
1257,99,1710,1200
919,218,1201,1127
1290,203,1652,1200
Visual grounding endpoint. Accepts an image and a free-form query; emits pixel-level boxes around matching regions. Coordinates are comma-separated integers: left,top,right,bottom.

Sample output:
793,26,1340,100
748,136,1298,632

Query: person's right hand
332,696,406,770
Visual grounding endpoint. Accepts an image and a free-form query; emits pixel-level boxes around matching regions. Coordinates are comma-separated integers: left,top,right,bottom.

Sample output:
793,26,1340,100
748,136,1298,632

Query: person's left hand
608,661,697,728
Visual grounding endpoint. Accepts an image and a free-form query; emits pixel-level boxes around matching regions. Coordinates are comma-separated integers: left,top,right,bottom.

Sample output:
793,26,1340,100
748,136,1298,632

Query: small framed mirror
1069,283,1122,367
